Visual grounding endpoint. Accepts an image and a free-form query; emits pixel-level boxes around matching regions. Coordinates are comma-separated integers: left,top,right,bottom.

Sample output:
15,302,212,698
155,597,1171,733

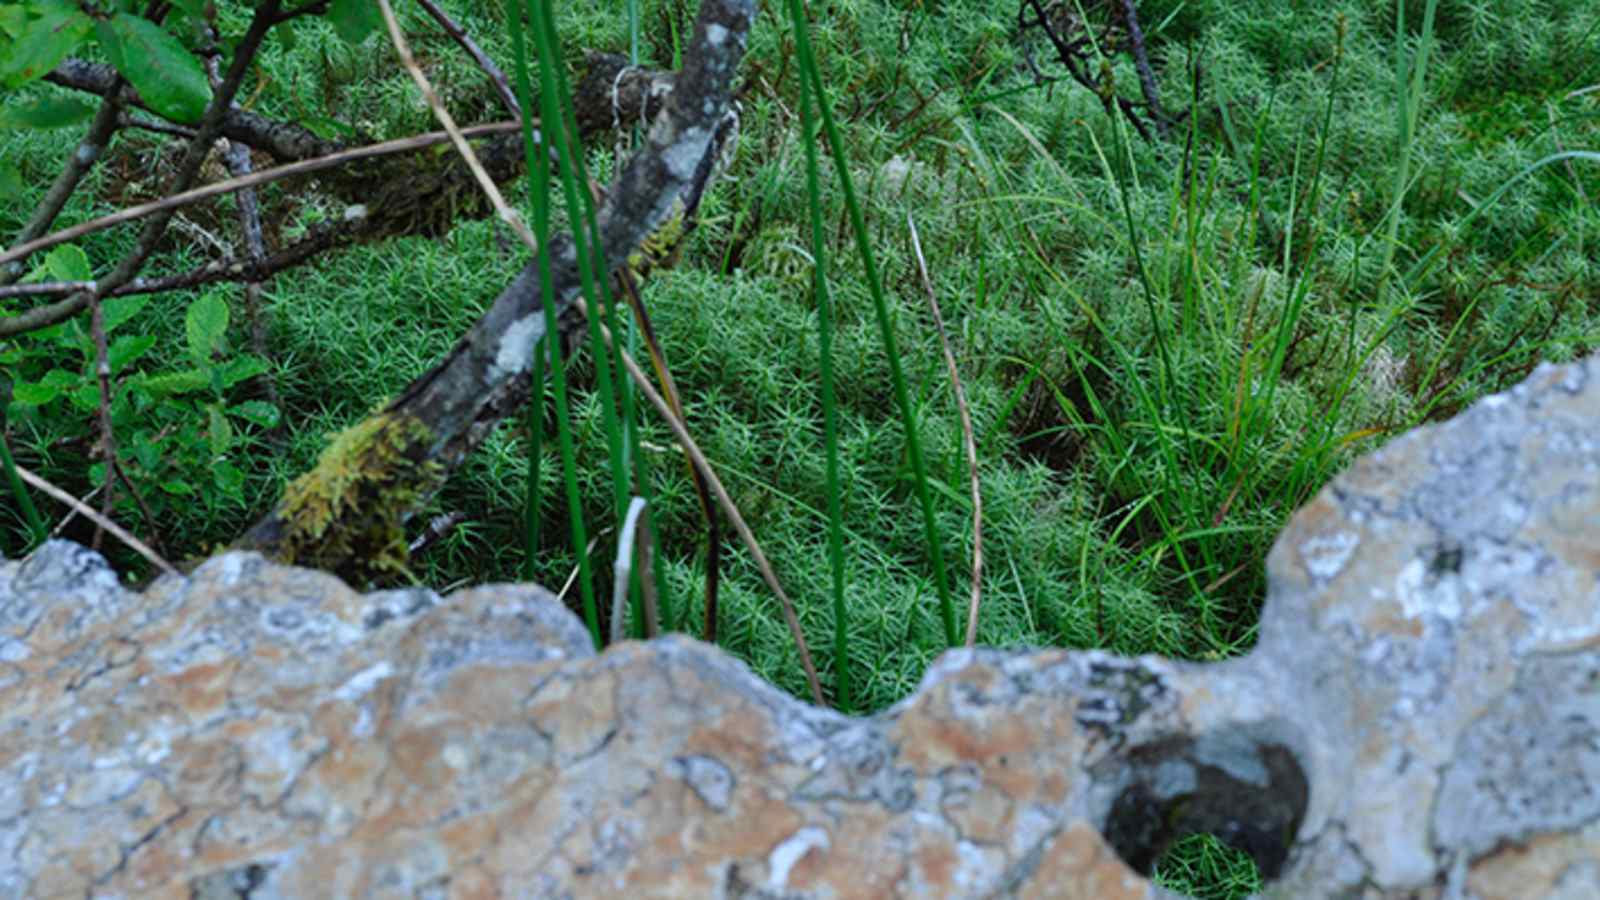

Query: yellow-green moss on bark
273,411,443,580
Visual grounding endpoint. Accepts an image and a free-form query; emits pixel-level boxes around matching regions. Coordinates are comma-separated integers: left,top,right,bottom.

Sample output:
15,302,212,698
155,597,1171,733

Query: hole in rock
1092,724,1309,898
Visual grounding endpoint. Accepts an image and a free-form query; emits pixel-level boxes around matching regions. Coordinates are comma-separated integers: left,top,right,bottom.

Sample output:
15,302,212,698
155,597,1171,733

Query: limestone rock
0,356,1596,899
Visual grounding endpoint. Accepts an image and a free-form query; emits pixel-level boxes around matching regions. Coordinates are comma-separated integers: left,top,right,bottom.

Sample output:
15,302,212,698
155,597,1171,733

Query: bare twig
0,281,97,300
0,121,521,334
48,57,343,162
206,50,284,433
1116,0,1170,137
117,111,197,140
614,261,722,642
88,287,117,551
1015,0,1169,142
378,0,540,251
907,212,984,648
1,91,123,285
110,456,166,558
414,0,521,116
590,296,824,703
0,120,519,274
558,534,604,602
12,463,180,578
407,510,467,555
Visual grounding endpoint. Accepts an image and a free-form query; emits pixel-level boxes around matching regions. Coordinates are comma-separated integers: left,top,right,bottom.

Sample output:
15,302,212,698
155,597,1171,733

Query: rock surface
1,356,1597,899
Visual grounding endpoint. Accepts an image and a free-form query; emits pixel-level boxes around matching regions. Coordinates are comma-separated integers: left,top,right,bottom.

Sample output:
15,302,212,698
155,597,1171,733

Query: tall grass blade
0,398,47,551
785,0,959,647
530,0,638,636
508,0,601,647
791,28,850,708
1375,0,1440,298
522,339,545,581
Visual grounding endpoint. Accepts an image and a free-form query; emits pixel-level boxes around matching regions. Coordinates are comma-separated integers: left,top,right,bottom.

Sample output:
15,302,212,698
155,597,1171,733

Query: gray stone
0,356,1595,898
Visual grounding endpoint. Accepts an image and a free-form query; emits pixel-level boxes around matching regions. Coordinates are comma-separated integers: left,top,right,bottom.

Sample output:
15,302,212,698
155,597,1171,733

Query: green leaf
184,294,228,362
0,159,21,201
0,2,92,88
0,94,95,129
12,368,83,407
220,354,267,387
160,479,195,496
43,243,91,281
9,380,61,406
274,18,299,54
108,334,157,373
38,367,77,388
69,381,99,412
101,295,148,333
208,403,232,455
0,6,27,40
326,0,382,45
130,430,160,471
228,399,279,429
138,368,210,397
95,13,212,124
213,460,244,497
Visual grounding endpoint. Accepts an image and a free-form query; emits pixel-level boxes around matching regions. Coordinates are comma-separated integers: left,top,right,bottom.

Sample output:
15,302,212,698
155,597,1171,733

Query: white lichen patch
491,313,546,383
1299,531,1360,584
1396,558,1462,621
706,24,728,46
660,126,711,181
334,662,393,702
767,825,829,889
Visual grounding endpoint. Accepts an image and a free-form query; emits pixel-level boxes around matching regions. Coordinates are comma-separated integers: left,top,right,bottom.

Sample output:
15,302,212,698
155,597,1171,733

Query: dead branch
231,0,756,591
415,0,521,116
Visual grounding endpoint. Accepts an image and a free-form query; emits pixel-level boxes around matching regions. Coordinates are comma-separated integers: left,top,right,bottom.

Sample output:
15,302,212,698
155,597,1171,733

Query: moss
274,410,443,582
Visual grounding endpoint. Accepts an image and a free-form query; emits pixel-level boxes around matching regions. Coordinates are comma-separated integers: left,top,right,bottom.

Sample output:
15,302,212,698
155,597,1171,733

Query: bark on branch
230,0,755,579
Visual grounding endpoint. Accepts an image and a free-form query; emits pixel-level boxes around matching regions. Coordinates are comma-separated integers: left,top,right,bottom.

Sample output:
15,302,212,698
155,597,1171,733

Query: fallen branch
230,0,761,655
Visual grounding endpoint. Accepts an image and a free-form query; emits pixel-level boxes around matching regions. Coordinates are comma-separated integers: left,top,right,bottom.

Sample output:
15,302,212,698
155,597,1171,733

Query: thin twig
117,111,197,140
110,455,166,559
407,510,466,555
0,121,521,280
414,0,521,116
376,0,540,252
907,212,985,648
12,463,180,578
88,284,116,551
588,296,824,703
614,261,722,642
558,534,604,602
1116,0,1170,137
1,90,122,284
207,49,284,435
0,281,97,300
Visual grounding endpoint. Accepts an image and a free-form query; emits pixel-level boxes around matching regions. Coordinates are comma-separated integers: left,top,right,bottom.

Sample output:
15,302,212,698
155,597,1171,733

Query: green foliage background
3,1,1598,895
